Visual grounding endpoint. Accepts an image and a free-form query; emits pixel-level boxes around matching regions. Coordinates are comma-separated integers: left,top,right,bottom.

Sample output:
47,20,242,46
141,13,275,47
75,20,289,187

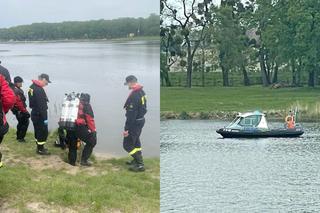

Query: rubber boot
129,152,145,172
126,158,137,166
37,144,50,155
0,152,3,168
81,144,93,166
68,149,77,166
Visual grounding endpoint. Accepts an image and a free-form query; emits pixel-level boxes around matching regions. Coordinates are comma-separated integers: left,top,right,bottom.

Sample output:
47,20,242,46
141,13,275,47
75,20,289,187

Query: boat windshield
238,115,262,127
226,116,241,128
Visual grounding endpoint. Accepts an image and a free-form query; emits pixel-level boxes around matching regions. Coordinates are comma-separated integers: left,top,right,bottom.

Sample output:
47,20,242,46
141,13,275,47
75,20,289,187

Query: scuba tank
59,94,71,128
59,92,80,130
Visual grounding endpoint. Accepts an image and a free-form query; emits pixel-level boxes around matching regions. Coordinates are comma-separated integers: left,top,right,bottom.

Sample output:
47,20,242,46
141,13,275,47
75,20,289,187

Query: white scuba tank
59,92,80,130
59,94,70,127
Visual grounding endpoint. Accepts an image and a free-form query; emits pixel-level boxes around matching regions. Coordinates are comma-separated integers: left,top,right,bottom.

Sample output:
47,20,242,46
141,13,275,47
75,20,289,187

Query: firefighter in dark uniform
28,74,51,155
66,93,97,166
123,75,147,172
12,76,30,142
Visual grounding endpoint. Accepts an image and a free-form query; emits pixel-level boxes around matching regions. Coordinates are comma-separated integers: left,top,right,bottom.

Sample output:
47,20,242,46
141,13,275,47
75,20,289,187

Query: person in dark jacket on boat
66,93,97,166
28,74,51,155
123,75,147,172
12,76,30,142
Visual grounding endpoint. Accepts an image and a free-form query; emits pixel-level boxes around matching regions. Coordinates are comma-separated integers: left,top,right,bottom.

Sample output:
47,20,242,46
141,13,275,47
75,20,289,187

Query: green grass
0,129,159,213
161,86,320,120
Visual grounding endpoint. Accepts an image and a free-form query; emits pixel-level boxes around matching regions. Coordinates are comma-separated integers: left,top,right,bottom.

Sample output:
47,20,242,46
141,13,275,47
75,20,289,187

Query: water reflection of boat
216,111,304,138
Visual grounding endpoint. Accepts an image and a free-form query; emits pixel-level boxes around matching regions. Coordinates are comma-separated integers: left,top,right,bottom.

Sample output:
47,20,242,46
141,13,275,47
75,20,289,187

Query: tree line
0,14,159,41
161,0,320,87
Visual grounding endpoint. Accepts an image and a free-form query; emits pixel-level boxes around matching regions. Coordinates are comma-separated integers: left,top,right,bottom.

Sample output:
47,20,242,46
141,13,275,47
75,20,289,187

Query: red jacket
0,75,16,124
75,101,96,132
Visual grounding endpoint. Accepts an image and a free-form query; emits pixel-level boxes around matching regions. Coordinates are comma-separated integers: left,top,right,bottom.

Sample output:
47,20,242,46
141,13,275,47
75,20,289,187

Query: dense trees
0,14,159,41
161,0,320,87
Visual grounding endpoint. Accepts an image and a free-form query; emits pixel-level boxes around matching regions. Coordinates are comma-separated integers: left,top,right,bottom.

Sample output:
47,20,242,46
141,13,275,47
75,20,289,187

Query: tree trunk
164,66,172,87
241,65,250,86
272,63,278,84
291,59,297,86
297,58,302,86
314,65,318,86
160,72,164,86
221,65,229,87
259,48,269,86
308,70,315,87
201,47,205,87
186,39,193,88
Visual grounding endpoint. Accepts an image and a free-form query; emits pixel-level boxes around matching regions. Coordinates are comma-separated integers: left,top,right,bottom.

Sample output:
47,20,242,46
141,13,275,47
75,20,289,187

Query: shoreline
161,111,320,122
0,36,159,44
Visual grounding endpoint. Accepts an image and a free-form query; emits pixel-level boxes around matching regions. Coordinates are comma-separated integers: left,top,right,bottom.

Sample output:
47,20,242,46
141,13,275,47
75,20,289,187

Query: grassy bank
0,129,159,212
161,86,320,121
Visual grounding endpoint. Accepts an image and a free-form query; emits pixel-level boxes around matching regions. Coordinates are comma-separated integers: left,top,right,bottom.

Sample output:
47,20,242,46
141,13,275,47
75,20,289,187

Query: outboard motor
59,92,80,130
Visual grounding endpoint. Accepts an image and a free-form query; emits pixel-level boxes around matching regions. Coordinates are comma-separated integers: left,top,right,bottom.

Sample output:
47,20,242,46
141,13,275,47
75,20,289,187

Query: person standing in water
123,75,147,172
28,74,51,155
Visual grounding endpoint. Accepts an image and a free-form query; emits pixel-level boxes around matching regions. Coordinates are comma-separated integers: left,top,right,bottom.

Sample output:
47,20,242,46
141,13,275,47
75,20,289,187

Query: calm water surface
161,120,320,212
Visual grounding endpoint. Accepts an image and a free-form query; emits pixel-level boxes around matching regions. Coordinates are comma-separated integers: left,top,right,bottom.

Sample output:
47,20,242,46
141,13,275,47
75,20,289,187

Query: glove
44,120,48,125
16,112,22,119
23,111,31,119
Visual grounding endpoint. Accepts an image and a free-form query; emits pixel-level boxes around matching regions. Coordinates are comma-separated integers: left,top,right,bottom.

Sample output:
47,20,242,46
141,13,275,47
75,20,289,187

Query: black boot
0,152,3,168
17,138,26,143
81,144,94,166
129,152,145,172
126,158,137,166
68,149,77,166
36,145,50,155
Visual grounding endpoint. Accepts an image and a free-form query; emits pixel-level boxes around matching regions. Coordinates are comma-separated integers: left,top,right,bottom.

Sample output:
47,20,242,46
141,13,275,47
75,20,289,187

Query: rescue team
0,62,147,172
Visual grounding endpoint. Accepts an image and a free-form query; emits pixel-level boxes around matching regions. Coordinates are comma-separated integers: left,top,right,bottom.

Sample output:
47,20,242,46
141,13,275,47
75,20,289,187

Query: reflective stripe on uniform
0,161,3,168
28,88,33,96
37,141,46,145
129,147,142,155
141,95,147,105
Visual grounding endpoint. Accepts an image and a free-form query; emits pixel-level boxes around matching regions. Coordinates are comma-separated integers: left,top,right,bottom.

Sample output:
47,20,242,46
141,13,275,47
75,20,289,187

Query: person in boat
285,111,295,129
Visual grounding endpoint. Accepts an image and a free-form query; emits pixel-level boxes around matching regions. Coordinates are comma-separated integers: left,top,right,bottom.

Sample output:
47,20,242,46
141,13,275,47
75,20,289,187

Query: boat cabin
226,111,269,130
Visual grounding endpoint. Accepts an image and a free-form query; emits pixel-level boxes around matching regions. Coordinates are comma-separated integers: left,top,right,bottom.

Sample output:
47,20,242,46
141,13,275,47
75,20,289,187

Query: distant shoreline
0,36,159,44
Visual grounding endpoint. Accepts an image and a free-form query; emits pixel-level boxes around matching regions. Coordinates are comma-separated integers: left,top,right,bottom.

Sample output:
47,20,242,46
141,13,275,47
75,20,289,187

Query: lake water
0,40,160,157
161,120,320,212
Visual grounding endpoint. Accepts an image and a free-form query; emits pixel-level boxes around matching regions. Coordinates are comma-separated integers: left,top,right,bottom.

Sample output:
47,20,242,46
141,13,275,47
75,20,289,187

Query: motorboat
216,111,304,138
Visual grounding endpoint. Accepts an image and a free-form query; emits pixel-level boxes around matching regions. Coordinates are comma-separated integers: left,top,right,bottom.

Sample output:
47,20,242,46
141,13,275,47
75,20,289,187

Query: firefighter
0,74,16,168
66,93,97,166
12,76,30,142
28,74,51,155
123,75,147,172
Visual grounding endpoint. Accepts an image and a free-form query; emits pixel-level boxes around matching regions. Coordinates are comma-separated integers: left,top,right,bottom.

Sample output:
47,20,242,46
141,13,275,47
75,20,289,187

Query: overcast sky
0,0,159,28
